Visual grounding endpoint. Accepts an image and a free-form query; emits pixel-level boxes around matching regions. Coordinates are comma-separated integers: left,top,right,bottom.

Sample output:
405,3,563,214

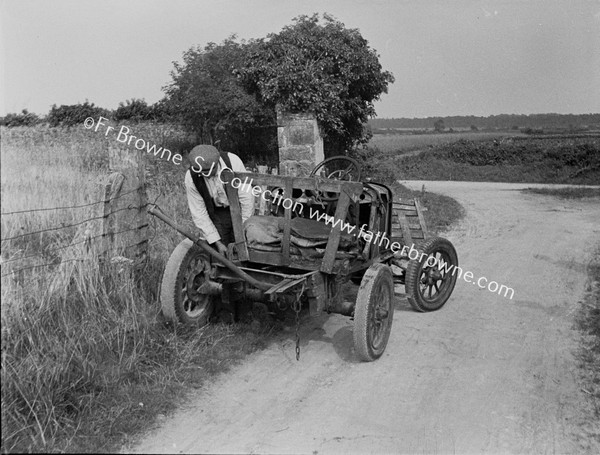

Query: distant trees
1,99,170,128
370,114,600,131
434,118,445,132
114,99,155,122
47,101,111,127
0,109,40,127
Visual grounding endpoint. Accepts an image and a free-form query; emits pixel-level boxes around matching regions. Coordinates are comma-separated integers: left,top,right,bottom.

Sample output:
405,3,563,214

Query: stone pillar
277,108,324,177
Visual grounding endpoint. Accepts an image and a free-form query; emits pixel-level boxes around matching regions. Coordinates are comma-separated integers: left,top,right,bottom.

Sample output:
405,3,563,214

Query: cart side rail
224,171,364,271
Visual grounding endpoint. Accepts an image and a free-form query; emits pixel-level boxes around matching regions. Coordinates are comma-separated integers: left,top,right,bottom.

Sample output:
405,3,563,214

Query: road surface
130,181,600,454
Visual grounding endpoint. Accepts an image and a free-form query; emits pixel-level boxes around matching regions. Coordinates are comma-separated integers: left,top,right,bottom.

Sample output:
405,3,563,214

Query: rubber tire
353,263,395,362
405,236,458,313
160,238,215,325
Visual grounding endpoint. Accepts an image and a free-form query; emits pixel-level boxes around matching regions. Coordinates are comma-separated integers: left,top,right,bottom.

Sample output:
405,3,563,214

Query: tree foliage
163,36,276,158
238,13,394,154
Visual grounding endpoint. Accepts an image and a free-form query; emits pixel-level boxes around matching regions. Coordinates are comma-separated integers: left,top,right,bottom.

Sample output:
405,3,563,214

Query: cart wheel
161,239,216,325
405,236,458,312
353,263,395,361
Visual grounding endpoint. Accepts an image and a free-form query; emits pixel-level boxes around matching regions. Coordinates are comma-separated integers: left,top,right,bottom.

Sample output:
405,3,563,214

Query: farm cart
148,156,458,361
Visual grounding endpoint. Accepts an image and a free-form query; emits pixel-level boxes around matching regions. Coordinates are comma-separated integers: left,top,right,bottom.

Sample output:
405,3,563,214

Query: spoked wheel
160,239,216,325
309,156,362,201
405,236,458,312
353,263,395,361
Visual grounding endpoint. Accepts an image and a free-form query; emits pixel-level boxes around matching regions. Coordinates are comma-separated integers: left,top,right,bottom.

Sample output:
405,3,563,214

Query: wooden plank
234,172,363,195
257,185,268,215
393,204,418,212
306,272,326,315
410,231,425,240
396,209,413,245
414,199,429,239
392,209,418,217
224,179,249,261
392,213,419,221
321,190,351,273
100,172,124,255
247,249,323,271
406,220,423,229
281,179,292,265
361,199,378,258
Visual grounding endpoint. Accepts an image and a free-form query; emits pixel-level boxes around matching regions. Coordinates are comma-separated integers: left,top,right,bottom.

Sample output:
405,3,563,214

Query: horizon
2,107,599,120
1,0,599,118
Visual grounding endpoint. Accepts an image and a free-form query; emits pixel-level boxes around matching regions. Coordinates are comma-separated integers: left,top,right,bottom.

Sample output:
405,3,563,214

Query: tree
238,13,394,155
434,118,445,132
163,36,276,157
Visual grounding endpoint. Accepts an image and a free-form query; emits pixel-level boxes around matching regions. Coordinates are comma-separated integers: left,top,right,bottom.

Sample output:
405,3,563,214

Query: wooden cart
149,157,458,361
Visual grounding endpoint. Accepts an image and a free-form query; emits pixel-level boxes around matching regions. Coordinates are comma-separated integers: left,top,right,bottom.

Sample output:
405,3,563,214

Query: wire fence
1,183,149,278
0,187,141,219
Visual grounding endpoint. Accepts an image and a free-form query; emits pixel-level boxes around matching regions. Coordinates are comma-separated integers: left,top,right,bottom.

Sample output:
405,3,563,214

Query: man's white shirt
184,153,254,244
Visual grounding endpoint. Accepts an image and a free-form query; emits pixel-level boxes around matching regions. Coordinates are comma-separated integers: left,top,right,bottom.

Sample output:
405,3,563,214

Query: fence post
105,142,149,267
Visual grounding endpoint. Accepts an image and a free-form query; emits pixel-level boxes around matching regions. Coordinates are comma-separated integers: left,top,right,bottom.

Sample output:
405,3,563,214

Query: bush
0,109,40,127
47,102,111,127
444,137,600,169
114,99,155,122
350,146,398,185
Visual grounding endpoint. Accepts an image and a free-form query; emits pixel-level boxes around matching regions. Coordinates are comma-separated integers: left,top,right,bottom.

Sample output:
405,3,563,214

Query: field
0,125,463,452
370,134,600,184
367,131,524,154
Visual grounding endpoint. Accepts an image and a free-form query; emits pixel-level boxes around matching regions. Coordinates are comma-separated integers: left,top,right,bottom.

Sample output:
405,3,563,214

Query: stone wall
277,109,324,177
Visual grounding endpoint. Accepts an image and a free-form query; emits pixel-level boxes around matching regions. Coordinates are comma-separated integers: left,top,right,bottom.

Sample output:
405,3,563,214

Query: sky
1,0,599,119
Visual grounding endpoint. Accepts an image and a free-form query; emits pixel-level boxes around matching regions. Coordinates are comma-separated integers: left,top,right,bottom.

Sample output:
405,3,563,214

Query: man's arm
228,153,255,221
184,170,221,244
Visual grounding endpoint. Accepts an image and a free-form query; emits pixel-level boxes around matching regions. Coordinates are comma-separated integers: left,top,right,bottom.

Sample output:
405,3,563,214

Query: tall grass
0,125,269,452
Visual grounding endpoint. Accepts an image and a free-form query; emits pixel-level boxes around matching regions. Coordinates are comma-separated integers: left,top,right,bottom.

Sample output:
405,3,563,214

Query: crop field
367,131,524,154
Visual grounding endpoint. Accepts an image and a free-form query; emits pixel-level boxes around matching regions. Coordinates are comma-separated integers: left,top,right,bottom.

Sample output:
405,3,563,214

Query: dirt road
131,181,600,454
